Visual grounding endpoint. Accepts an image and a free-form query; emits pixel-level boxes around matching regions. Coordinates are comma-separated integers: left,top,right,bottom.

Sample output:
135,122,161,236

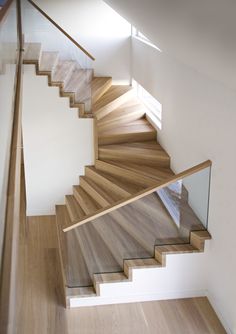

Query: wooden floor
12,171,226,334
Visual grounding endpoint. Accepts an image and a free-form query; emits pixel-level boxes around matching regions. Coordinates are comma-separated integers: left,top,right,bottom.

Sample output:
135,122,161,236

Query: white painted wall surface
131,38,236,333
32,0,131,83
22,65,93,215
105,0,236,90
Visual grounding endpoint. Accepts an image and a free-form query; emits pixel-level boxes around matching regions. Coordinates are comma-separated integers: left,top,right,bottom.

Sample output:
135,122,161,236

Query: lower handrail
63,159,212,232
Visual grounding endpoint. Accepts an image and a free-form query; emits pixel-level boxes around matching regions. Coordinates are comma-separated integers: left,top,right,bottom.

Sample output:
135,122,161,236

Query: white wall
22,65,93,215
105,0,236,91
32,0,131,83
131,37,236,333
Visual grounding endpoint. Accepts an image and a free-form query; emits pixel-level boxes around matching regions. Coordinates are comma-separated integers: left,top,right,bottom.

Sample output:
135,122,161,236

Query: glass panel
21,0,93,111
0,0,18,269
64,165,211,287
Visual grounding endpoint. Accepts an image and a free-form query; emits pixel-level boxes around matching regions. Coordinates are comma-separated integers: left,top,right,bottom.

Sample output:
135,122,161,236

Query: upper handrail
0,0,14,23
27,0,95,61
63,159,212,232
0,0,23,329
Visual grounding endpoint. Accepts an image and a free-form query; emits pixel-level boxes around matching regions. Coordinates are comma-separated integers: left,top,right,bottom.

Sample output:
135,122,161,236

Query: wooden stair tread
93,85,132,111
120,140,164,150
56,205,92,287
64,68,93,93
80,176,120,206
87,166,144,195
24,42,41,62
98,118,154,135
101,160,174,182
75,85,91,103
85,166,133,199
73,185,101,215
92,85,134,120
74,223,122,279
94,272,128,286
67,286,96,298
98,119,156,145
39,51,59,72
51,60,76,84
92,77,112,104
98,132,156,146
65,195,86,222
108,192,186,254
92,215,151,267
95,159,157,187
155,244,198,264
97,99,146,130
124,258,161,277
98,121,156,145
98,142,170,167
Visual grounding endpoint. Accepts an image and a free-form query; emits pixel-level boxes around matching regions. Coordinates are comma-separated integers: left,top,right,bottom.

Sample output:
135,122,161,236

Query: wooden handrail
0,0,23,331
27,0,95,61
0,0,14,23
63,159,212,232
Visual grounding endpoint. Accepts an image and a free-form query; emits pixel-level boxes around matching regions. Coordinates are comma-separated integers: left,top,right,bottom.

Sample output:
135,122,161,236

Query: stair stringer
23,59,92,118
63,231,211,308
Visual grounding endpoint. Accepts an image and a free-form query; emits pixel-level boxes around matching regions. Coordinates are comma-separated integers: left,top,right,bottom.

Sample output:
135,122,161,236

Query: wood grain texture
85,166,132,198
91,215,152,267
39,51,59,72
92,76,112,104
57,191,211,295
13,185,224,333
72,223,121,279
56,205,92,288
98,142,170,167
95,159,157,187
79,176,114,207
101,160,174,182
0,43,23,334
93,85,134,120
62,160,211,232
97,100,146,131
23,42,41,63
65,195,86,222
98,119,156,145
51,60,76,84
73,185,101,215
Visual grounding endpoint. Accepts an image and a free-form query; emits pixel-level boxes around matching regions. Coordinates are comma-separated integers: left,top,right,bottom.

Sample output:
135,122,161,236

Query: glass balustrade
21,0,94,112
62,163,211,287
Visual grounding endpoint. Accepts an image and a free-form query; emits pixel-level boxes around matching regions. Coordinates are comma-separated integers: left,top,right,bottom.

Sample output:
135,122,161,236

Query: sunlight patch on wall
132,79,162,130
132,26,162,52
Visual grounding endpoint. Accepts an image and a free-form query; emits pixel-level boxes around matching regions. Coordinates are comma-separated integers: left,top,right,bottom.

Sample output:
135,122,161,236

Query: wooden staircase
23,43,211,307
